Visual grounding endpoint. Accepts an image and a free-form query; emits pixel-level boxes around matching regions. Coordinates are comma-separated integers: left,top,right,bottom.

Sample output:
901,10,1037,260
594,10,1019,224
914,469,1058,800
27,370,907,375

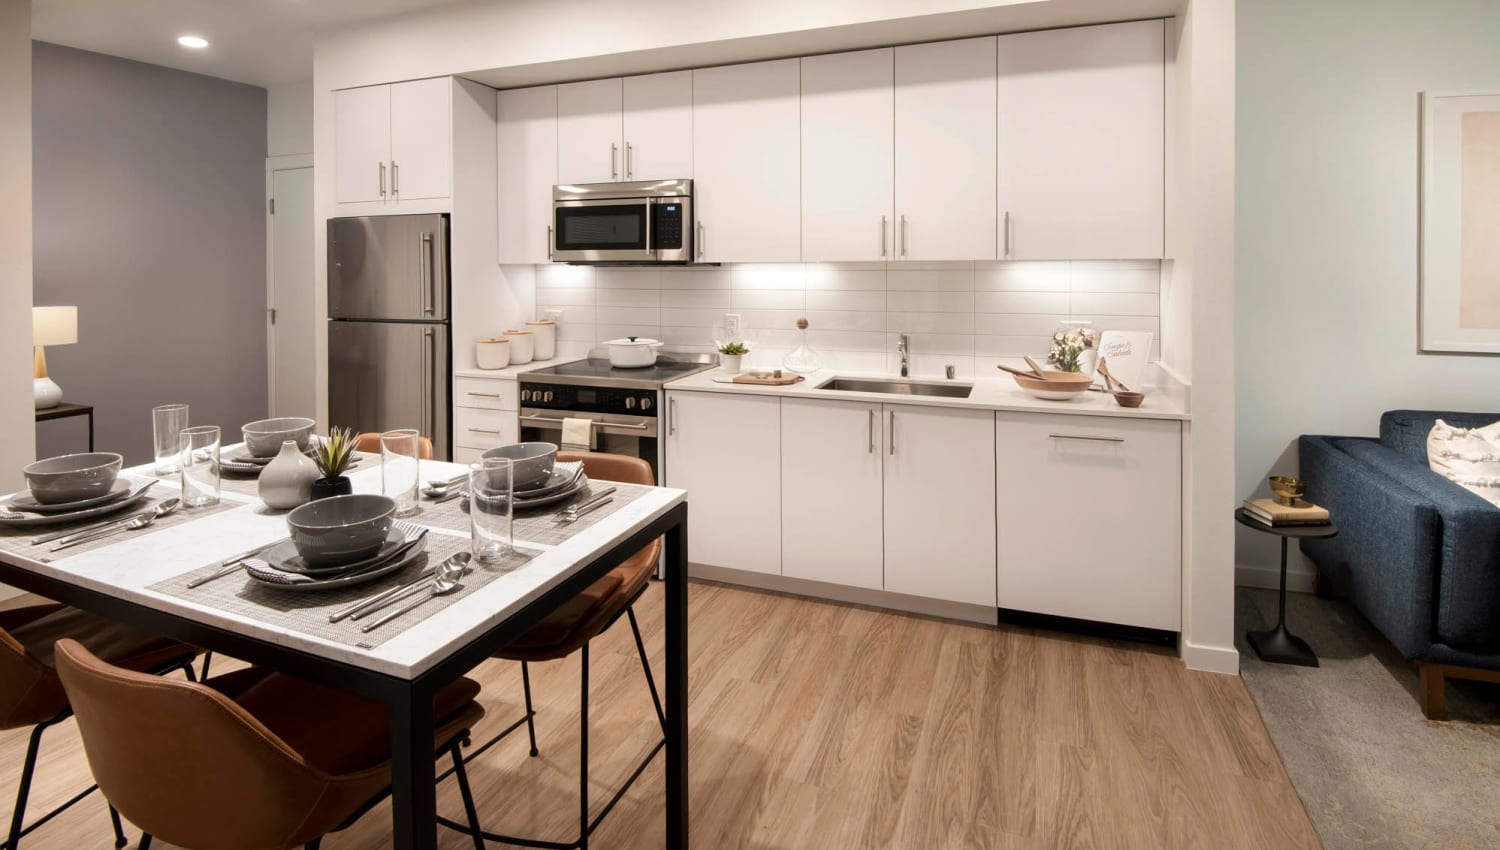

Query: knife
27,481,158,545
186,539,285,589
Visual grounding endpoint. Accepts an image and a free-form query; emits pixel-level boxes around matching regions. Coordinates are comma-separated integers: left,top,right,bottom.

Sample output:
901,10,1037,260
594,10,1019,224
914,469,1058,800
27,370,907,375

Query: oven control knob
625,397,636,409
543,391,554,403
640,396,653,410
520,389,532,403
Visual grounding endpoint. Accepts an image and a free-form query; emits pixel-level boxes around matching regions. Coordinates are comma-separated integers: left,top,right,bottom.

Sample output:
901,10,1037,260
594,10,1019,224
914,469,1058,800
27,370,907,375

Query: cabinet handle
1049,433,1125,444
697,222,704,259
669,397,678,435
888,410,896,455
868,409,875,453
392,160,399,196
900,215,908,258
547,224,554,260
880,215,887,258
467,428,502,435
611,143,618,180
1003,210,1010,258
466,392,501,399
626,142,633,179
379,162,386,197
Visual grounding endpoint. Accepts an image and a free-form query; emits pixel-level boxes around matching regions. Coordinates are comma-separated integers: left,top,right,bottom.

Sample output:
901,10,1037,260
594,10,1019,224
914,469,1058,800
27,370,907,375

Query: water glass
469,457,514,563
179,425,220,508
380,429,422,517
152,404,189,475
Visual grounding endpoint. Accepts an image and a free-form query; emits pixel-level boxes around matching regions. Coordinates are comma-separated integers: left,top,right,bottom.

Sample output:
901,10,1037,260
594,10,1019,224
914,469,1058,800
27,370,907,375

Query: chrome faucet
897,333,909,377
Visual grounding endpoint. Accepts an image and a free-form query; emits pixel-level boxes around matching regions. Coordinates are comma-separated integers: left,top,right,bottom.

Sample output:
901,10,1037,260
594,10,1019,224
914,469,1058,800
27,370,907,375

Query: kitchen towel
561,417,593,452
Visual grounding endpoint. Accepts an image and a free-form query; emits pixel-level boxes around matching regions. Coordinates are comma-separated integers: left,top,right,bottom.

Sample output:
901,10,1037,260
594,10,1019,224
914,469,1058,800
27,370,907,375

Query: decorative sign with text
1096,330,1154,390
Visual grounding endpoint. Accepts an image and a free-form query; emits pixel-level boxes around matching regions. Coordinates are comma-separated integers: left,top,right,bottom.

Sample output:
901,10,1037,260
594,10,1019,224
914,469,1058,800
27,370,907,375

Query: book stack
1243,498,1330,528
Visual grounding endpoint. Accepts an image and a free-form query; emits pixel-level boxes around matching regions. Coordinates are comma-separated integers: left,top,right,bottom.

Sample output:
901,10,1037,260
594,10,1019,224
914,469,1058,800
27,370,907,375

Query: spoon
360,553,470,632
51,498,182,552
347,551,470,621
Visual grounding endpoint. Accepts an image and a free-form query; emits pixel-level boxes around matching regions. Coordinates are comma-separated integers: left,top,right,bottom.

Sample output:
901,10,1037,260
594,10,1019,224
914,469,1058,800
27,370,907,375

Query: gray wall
32,42,267,465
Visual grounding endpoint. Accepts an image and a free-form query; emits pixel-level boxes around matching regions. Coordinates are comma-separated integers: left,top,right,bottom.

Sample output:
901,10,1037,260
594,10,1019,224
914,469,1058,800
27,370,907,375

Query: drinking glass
380,429,421,517
469,457,514,563
152,404,189,475
179,425,220,508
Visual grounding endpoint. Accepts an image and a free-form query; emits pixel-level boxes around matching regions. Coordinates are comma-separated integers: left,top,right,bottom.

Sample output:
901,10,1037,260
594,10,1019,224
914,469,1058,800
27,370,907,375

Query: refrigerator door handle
419,232,435,316
421,328,436,441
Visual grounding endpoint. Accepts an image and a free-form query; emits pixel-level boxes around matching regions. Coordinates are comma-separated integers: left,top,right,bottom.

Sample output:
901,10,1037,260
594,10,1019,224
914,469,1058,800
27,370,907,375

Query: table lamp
33,306,78,409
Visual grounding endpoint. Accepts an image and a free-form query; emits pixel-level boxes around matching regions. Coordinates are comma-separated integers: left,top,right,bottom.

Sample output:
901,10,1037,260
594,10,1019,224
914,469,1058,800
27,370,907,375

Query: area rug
1236,588,1500,850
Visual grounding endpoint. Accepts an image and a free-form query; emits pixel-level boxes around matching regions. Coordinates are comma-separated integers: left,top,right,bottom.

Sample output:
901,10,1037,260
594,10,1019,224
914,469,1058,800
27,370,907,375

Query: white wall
268,79,313,157
1236,0,1500,589
1,0,35,494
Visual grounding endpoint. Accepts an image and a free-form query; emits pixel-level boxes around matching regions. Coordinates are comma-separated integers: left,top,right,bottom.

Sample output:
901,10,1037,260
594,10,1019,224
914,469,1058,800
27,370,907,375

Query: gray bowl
480,442,558,490
24,453,123,505
242,417,316,458
286,494,396,566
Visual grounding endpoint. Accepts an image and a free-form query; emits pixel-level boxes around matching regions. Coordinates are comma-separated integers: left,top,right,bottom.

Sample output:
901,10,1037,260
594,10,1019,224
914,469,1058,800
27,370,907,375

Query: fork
556,487,616,524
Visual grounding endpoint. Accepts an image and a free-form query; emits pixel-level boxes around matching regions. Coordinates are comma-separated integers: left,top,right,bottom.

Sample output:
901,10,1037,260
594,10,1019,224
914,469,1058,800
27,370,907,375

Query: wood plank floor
0,580,1321,849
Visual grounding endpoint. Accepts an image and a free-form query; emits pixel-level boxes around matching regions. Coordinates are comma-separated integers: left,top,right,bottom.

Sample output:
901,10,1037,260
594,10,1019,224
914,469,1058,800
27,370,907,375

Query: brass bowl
1268,475,1305,507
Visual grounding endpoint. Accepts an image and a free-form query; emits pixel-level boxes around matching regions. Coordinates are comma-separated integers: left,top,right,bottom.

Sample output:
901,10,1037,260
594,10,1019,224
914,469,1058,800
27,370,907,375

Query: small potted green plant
717,340,749,374
309,426,359,500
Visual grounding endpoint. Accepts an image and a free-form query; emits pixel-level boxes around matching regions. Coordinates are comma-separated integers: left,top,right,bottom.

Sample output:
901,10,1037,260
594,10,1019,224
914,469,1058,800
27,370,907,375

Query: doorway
266,158,315,417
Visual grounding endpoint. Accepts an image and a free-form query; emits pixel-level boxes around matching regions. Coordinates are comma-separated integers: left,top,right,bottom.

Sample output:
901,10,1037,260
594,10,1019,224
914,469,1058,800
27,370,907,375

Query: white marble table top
0,446,686,680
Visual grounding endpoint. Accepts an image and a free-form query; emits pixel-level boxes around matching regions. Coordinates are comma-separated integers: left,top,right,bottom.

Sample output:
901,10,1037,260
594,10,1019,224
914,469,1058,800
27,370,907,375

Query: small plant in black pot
310,426,358,500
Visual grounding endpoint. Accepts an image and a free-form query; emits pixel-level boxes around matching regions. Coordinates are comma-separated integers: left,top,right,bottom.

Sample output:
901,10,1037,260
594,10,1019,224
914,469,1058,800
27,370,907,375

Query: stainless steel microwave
551,179,693,264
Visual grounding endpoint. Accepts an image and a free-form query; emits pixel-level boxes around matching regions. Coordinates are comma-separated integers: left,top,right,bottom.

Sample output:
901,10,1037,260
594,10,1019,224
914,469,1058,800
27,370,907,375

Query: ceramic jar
476,338,511,370
503,329,535,365
719,353,743,374
525,320,557,360
258,440,319,510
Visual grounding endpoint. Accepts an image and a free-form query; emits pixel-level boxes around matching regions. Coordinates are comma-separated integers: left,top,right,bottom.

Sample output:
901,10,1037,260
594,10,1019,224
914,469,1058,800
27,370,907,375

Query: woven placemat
0,494,240,563
149,532,538,650
407,481,652,546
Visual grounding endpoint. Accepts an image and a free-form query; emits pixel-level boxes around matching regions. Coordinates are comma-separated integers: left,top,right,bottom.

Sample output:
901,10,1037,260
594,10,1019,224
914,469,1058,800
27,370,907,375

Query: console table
35,402,94,452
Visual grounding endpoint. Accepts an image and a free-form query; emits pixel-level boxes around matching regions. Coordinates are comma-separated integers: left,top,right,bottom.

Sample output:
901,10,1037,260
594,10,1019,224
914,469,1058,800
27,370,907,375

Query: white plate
6,479,133,514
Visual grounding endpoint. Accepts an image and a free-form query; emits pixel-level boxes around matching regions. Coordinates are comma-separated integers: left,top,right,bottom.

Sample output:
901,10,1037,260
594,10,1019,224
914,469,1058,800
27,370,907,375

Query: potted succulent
717,340,749,374
309,426,359,500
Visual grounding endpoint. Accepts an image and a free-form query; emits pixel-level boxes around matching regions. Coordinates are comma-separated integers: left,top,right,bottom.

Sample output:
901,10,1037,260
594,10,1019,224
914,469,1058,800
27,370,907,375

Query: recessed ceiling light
177,35,209,49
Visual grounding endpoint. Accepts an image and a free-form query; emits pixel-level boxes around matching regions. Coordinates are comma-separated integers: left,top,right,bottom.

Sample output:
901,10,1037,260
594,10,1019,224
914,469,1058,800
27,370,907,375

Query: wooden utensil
1022,355,1049,380
996,364,1041,379
1097,358,1130,392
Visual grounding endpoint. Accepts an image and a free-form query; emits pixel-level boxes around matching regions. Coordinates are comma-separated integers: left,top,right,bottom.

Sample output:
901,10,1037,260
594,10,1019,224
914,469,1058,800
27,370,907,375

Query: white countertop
664,363,1190,421
454,357,583,380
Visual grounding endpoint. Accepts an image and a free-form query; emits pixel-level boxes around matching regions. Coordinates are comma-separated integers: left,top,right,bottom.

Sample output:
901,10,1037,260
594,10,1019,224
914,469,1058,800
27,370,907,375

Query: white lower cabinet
453,375,519,461
781,398,884,590
994,412,1182,630
663,392,781,575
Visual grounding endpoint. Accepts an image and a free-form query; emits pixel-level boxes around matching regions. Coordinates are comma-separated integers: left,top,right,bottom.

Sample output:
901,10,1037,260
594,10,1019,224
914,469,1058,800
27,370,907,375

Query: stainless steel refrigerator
327,214,451,461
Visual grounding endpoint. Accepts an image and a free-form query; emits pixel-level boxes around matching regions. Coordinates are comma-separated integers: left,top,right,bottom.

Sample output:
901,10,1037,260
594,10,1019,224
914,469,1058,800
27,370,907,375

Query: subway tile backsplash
534,261,1163,377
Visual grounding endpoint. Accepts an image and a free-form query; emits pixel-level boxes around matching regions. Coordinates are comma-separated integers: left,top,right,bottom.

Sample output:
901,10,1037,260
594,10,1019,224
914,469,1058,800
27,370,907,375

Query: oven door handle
520,414,656,437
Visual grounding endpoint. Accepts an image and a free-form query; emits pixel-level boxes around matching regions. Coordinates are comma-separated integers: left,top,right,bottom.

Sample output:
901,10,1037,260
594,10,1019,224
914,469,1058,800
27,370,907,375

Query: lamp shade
32,306,77,347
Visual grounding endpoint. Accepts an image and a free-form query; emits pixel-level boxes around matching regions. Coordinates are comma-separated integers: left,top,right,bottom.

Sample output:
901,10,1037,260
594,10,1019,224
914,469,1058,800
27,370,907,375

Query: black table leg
665,509,689,850
390,686,438,850
1246,536,1319,667
87,410,94,453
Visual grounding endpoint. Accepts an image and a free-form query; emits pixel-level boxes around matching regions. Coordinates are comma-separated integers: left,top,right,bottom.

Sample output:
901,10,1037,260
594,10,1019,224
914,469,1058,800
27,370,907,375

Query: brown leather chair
53,638,489,850
354,432,435,460
1,602,197,849
448,451,664,850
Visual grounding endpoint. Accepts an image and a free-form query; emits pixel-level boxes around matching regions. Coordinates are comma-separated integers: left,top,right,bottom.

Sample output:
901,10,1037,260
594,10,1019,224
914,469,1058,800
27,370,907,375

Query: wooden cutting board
710,372,806,386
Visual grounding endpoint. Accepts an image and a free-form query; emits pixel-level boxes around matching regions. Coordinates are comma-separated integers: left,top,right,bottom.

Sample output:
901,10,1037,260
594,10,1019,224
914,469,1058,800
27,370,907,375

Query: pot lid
606,337,662,347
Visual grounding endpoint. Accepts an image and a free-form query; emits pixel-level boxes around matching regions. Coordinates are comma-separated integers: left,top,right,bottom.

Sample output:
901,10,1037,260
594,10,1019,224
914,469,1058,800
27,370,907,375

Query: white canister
503,330,534,364
719,353,743,374
525,320,557,360
476,338,511,370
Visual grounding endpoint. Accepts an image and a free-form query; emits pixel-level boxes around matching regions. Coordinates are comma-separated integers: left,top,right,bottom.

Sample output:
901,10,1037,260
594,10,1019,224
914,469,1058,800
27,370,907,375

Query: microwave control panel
652,202,684,251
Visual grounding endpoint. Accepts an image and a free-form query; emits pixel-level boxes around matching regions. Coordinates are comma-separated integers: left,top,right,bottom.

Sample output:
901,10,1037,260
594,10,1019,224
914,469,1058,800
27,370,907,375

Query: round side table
1235,508,1338,667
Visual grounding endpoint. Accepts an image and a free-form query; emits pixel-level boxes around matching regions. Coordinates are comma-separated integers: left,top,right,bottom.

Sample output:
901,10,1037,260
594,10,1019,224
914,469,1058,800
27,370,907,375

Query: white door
663,391,781,575
334,85,390,204
622,70,693,181
781,398,884,590
389,77,452,201
693,58,802,262
801,48,894,262
997,20,1164,259
557,78,623,184
894,37,997,261
994,412,1181,630
268,166,316,418
497,85,559,264
883,405,996,605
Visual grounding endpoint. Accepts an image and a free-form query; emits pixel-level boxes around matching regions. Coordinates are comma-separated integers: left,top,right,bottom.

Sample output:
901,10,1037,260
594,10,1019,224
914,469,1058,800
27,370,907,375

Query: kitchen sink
815,377,974,399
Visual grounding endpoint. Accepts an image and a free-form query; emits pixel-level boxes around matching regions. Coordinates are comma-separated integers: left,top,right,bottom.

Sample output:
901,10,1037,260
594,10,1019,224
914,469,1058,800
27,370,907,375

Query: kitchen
2,1,1258,848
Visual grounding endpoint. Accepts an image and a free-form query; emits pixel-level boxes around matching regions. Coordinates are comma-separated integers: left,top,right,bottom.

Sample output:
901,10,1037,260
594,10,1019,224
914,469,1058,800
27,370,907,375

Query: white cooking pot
605,337,664,368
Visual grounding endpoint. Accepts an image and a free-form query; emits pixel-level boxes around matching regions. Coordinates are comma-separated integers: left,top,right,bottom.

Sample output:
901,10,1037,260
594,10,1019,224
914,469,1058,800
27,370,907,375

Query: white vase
525,320,557,360
258,439,319,510
719,353,743,374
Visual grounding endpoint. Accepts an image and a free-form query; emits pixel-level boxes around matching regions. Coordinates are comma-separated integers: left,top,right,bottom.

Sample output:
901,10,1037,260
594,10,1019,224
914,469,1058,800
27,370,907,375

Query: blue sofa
1299,410,1500,719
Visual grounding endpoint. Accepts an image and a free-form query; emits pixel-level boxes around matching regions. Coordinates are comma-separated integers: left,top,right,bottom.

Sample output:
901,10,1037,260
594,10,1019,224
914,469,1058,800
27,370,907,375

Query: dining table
0,448,690,850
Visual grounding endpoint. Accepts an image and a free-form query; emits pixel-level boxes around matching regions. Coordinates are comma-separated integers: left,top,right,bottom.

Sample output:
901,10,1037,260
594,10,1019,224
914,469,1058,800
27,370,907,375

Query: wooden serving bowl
1010,370,1094,401
1113,391,1145,408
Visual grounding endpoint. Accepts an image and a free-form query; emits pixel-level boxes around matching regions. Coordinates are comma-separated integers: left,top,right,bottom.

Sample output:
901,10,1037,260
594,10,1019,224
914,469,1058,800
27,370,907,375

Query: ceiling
30,0,470,87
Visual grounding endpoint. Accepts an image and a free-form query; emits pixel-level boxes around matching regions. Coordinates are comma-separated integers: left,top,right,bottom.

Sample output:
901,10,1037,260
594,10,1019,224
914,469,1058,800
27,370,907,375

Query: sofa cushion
1427,418,1500,508
1380,410,1500,465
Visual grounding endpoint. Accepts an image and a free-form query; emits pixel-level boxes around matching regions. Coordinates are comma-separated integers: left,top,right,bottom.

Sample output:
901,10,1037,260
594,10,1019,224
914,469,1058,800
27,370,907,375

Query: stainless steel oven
551,179,693,264
518,409,659,478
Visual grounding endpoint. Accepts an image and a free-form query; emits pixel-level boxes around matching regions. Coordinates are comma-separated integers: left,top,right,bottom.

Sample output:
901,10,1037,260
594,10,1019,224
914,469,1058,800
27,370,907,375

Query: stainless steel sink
815,376,974,399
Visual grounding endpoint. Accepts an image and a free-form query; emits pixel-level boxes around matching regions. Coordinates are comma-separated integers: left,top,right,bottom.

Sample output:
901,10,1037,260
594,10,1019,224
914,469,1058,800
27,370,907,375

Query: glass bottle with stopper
783,317,823,374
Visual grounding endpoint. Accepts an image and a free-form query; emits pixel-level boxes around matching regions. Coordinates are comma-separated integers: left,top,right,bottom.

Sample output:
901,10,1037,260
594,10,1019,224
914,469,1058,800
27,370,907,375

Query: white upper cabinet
997,20,1165,259
557,78,623,184
335,85,391,204
497,85,558,265
622,70,693,181
389,77,452,201
693,58,802,263
801,48,895,262
781,398,885,590
894,37,997,262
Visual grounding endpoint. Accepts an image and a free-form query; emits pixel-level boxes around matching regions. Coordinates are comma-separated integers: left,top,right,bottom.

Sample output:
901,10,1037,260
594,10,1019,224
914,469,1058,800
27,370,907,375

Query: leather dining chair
442,451,665,850
1,601,197,850
54,638,490,850
354,432,435,459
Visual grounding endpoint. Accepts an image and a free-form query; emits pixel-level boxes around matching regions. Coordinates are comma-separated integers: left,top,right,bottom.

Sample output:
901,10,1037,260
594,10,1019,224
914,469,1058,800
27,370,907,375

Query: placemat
0,494,241,563
408,481,653,546
149,532,539,650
